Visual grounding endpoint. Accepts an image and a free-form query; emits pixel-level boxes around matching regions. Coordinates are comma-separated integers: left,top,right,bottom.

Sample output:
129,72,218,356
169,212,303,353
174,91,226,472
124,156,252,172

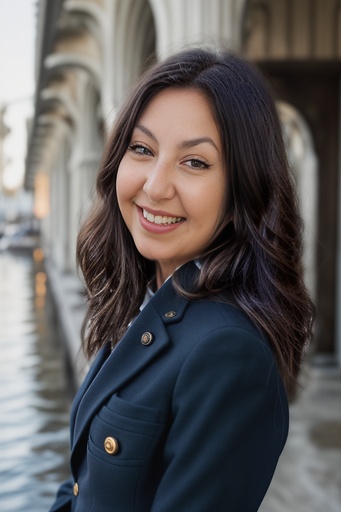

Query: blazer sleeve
151,326,289,512
48,477,73,512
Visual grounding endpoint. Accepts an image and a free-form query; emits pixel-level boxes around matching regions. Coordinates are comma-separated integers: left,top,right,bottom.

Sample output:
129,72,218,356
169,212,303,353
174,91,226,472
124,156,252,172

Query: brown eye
183,158,210,169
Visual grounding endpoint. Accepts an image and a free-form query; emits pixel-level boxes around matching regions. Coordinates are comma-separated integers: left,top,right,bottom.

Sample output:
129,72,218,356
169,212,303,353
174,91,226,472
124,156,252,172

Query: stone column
149,0,247,57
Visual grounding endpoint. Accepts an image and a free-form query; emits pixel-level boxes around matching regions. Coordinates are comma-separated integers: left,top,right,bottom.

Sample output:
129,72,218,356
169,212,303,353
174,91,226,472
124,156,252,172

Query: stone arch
277,101,318,299
112,0,156,108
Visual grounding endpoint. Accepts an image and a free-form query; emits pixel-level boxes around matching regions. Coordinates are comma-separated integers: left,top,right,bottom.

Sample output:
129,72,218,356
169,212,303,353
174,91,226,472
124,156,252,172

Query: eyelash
184,158,210,169
128,143,153,156
127,143,211,170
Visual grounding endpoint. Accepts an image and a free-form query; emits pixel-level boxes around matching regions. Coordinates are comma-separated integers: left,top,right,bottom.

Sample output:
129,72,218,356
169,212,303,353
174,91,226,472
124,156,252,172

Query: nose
143,159,176,203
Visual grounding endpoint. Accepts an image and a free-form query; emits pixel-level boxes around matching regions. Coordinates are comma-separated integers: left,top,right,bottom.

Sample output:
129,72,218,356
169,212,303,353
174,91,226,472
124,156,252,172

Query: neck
155,261,178,289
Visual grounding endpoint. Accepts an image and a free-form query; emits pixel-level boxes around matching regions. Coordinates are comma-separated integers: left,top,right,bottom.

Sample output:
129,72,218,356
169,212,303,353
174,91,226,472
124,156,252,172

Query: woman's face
116,87,226,287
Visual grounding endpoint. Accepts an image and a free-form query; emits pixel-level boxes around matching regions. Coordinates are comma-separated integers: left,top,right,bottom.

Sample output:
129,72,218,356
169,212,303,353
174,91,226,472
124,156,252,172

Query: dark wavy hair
77,46,314,392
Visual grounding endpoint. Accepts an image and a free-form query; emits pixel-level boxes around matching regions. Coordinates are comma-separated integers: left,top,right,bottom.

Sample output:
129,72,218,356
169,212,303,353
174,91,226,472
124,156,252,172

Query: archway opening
277,101,318,299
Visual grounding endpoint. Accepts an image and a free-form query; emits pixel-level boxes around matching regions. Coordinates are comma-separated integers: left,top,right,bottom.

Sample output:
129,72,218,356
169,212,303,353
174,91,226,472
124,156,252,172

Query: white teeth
143,209,182,225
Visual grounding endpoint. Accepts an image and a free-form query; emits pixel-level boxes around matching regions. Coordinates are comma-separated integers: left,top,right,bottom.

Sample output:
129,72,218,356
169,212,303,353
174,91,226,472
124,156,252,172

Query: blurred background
0,1,340,511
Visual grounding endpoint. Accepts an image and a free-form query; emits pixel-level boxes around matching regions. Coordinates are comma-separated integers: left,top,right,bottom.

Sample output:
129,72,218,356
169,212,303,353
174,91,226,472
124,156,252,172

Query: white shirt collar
139,285,155,312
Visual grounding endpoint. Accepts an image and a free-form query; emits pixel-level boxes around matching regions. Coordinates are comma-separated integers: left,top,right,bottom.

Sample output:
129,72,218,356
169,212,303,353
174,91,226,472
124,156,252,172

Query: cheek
196,184,225,223
116,162,134,207
116,166,125,205
204,191,226,236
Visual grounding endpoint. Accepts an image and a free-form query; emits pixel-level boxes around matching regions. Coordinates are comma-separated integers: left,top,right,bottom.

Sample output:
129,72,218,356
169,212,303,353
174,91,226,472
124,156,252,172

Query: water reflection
0,249,73,511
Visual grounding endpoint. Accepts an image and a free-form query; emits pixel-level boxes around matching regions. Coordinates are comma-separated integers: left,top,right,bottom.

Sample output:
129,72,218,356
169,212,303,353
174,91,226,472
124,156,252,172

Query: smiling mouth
142,208,184,225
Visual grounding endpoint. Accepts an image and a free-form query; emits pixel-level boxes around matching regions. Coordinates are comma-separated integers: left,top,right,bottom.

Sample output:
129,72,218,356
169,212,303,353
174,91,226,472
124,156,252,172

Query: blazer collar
70,261,199,458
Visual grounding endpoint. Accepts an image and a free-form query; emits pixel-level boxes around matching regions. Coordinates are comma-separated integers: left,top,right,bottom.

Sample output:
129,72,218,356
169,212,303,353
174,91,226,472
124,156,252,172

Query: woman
50,47,314,511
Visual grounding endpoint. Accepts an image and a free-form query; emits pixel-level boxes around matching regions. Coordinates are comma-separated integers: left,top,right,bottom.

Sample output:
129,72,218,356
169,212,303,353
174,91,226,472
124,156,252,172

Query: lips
142,208,183,225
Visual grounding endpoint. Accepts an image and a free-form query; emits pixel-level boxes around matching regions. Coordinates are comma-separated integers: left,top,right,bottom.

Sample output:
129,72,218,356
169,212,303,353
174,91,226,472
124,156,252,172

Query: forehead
136,87,220,142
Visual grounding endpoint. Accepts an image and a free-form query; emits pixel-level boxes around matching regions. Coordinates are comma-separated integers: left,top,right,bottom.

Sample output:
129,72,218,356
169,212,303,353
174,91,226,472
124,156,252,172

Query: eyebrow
180,137,219,152
135,124,219,152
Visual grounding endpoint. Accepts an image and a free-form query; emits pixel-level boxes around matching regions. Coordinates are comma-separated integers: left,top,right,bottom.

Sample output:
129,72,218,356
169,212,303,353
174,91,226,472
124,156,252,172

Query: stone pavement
260,363,341,512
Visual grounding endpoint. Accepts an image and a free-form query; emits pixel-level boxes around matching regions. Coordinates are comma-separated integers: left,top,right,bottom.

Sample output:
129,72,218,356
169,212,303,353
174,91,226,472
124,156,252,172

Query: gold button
164,311,176,318
104,436,119,455
141,331,153,345
73,482,79,496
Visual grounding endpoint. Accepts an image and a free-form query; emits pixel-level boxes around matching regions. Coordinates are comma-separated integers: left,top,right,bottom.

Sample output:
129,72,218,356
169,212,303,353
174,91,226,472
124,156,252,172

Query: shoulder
183,297,268,351
171,298,289,447
174,297,284,393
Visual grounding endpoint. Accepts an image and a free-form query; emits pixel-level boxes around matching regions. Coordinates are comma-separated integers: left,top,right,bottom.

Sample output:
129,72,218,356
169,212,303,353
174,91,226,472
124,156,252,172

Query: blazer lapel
70,261,199,461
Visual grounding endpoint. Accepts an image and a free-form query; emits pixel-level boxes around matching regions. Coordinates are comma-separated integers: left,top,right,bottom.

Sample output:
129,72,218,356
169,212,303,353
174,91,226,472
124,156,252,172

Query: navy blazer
50,261,288,512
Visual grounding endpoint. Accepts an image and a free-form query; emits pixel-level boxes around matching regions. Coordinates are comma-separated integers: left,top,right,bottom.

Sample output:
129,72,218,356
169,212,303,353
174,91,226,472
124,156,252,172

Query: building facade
25,0,341,381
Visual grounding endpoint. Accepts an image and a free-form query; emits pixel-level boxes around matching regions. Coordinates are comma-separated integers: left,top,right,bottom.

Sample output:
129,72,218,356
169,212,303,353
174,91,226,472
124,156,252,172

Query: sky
0,0,36,190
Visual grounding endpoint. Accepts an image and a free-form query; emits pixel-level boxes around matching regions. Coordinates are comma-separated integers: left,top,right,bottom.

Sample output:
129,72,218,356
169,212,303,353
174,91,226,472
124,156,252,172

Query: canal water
0,248,73,512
